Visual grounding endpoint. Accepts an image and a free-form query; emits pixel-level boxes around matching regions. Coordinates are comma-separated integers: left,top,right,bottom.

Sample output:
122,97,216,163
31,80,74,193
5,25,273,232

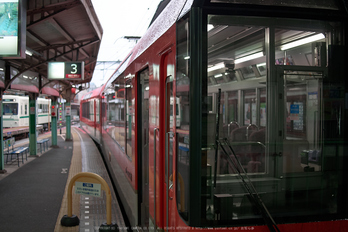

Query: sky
90,0,163,86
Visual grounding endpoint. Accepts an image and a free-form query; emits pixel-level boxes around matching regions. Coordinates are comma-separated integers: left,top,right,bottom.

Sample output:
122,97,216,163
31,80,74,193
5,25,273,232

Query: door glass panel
176,16,190,220
283,71,322,173
199,14,343,227
139,69,149,227
205,15,268,225
165,77,174,180
165,75,174,228
126,80,134,158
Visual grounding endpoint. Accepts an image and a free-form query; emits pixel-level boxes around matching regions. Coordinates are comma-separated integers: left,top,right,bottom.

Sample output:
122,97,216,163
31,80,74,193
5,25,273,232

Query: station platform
0,126,127,232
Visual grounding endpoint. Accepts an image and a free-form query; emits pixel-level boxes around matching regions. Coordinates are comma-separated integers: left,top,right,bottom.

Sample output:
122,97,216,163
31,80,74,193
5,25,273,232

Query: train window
37,103,49,113
243,89,256,125
3,102,18,115
283,70,323,173
275,29,326,67
227,91,238,124
82,102,89,119
89,100,94,121
96,99,100,123
125,79,134,159
240,65,257,79
259,88,266,127
102,97,107,128
106,78,127,152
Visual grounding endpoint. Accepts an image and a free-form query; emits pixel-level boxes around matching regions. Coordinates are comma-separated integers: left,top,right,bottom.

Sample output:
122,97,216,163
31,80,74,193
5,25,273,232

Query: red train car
80,0,348,231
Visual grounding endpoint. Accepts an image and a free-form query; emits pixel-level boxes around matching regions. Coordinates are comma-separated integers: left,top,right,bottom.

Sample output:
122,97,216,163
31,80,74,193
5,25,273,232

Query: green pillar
51,100,58,147
29,94,38,156
0,90,6,173
65,101,72,141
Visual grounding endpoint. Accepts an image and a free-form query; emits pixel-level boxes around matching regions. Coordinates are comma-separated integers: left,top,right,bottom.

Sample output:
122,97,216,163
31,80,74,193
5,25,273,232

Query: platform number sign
47,61,85,80
65,62,82,79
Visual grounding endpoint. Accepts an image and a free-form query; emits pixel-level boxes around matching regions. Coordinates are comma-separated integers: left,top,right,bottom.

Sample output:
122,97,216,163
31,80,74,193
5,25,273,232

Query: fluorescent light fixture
256,62,266,67
25,49,33,56
214,73,223,78
184,56,190,60
235,52,264,64
208,24,214,31
280,33,325,51
208,62,225,72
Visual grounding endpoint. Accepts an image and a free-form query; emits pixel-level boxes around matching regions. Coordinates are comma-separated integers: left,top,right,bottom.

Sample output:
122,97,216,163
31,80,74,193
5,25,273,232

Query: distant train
80,0,348,231
3,95,51,130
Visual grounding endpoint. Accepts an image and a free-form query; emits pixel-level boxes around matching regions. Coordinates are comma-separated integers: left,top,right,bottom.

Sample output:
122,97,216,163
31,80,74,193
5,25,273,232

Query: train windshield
3,102,18,115
176,12,346,227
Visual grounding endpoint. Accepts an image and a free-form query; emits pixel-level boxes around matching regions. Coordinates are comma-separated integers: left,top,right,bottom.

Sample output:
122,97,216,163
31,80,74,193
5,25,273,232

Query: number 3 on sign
71,64,77,74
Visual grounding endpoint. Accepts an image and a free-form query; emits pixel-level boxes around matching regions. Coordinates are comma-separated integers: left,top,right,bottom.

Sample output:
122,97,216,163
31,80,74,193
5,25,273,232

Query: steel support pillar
0,89,6,173
51,99,58,147
29,93,38,156
65,101,72,141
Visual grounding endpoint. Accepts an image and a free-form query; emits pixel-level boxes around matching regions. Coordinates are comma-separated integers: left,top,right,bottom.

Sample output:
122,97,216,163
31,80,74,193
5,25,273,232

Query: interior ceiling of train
1,0,102,98
207,19,326,86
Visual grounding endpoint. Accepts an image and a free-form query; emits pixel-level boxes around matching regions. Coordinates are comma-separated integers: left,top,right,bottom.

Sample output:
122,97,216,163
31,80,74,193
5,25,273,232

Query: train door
165,74,175,230
274,66,324,176
138,69,150,227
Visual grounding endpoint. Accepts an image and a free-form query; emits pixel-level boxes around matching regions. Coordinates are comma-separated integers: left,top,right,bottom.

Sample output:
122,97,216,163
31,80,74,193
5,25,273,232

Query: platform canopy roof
0,0,103,98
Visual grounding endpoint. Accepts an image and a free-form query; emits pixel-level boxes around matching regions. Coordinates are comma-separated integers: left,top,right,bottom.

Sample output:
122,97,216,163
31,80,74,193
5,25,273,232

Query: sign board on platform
0,0,26,59
65,106,71,116
75,182,101,197
47,61,84,80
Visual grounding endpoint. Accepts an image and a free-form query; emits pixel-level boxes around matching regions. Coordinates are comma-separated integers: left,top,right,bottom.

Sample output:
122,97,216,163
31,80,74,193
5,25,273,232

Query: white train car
2,95,51,130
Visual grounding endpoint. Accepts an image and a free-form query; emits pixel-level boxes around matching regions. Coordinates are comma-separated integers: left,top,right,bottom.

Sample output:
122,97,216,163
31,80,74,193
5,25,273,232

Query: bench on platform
37,138,50,154
3,137,15,155
3,137,29,167
9,147,29,167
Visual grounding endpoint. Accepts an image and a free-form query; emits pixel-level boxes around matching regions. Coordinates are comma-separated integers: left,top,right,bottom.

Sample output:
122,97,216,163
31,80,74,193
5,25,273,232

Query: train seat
228,127,249,171
230,126,248,142
283,140,309,173
247,160,262,173
227,122,240,138
308,150,321,164
248,129,266,173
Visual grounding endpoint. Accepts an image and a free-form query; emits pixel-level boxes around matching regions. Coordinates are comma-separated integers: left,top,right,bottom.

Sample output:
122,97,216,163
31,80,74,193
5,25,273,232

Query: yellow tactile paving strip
54,129,81,232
